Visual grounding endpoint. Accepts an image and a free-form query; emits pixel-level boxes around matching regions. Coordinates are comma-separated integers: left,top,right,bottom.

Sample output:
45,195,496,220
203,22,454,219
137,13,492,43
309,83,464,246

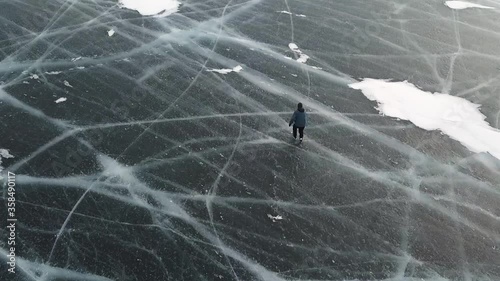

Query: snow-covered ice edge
349,79,500,160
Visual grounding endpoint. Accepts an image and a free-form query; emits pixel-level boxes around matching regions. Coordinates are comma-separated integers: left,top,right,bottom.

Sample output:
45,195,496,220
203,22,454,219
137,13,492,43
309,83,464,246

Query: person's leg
299,127,304,139
293,125,298,139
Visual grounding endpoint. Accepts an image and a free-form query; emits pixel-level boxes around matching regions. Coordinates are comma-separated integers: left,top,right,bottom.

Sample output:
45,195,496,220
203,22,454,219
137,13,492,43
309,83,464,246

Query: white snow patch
0,149,14,177
55,97,67,103
119,0,180,17
277,11,306,17
296,55,309,63
207,65,242,74
76,66,85,70
291,74,298,77
288,43,309,64
288,43,299,51
23,81,29,84
29,74,39,80
45,71,62,75
311,66,323,70
71,57,82,62
267,214,283,222
284,56,293,60
108,29,115,36
444,1,494,9
349,78,500,160
63,80,73,88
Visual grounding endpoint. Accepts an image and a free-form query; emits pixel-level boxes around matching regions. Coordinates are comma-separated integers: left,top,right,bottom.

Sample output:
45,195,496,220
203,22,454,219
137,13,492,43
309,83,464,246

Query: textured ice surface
1,0,500,280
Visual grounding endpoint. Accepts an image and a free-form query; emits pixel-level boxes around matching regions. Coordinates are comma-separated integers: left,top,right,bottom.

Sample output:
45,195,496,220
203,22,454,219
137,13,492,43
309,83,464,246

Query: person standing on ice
288,102,307,141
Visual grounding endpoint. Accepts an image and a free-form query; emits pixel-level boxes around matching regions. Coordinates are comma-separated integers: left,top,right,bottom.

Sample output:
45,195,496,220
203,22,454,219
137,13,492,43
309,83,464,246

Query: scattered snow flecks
0,149,14,177
349,78,500,160
71,57,82,62
267,214,283,222
108,29,115,36
207,65,242,74
288,43,310,64
444,1,494,9
63,80,73,88
119,0,180,17
55,97,67,103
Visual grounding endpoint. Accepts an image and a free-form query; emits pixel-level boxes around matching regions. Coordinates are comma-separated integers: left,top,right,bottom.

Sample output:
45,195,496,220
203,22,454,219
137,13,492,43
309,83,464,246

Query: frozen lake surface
1,0,500,280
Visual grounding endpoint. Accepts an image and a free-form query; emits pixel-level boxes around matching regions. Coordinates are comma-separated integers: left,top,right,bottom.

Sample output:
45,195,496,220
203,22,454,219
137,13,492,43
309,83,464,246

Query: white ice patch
0,149,14,177
55,97,67,103
45,71,62,75
349,78,500,160
267,214,283,222
207,65,242,74
108,29,115,36
288,43,309,64
119,0,180,17
444,1,494,9
63,80,73,88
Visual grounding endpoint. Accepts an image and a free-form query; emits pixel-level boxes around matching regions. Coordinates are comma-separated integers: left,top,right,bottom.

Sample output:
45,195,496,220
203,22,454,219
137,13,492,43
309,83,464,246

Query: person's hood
298,108,305,112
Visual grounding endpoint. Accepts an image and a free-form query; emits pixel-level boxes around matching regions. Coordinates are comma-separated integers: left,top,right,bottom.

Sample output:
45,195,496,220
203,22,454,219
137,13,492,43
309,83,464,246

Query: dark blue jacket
289,108,306,127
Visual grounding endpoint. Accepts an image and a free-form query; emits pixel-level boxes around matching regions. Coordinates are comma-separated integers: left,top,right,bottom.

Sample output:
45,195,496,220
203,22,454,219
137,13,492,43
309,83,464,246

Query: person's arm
289,112,296,126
